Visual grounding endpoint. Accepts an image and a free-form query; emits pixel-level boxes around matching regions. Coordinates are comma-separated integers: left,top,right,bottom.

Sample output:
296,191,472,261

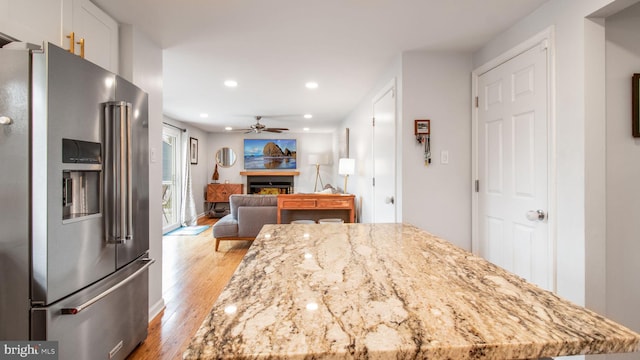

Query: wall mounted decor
415,120,431,165
339,128,350,158
190,137,198,164
243,139,297,169
633,73,639,137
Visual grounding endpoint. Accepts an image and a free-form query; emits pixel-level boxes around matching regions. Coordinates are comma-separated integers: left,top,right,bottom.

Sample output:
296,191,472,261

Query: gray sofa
212,194,277,251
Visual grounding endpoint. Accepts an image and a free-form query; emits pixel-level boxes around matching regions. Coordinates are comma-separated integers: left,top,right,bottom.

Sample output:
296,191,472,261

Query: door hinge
540,39,549,51
372,177,375,187
475,96,479,108
475,179,479,192
372,117,375,127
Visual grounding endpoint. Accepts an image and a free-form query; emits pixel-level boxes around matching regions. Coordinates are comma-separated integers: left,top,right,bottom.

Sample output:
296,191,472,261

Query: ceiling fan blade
266,128,289,131
264,129,283,133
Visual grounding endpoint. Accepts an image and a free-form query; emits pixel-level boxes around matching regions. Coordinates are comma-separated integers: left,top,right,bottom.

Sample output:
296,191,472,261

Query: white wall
472,0,628,308
605,3,640,356
162,116,210,217
119,25,165,319
340,51,472,250
401,51,472,250
207,131,335,193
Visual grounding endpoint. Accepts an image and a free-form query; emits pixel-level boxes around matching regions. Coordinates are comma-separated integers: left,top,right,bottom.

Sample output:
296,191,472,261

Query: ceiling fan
239,116,289,133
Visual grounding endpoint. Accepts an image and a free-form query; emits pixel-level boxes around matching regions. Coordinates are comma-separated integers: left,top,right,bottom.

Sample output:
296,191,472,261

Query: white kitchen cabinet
71,0,118,73
0,0,118,73
0,0,72,46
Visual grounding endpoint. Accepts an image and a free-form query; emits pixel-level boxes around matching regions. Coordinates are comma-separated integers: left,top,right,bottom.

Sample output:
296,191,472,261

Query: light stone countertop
184,223,640,359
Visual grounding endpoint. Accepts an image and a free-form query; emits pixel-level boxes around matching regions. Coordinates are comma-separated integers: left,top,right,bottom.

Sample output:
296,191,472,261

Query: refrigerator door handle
104,101,134,245
124,102,133,242
60,258,154,315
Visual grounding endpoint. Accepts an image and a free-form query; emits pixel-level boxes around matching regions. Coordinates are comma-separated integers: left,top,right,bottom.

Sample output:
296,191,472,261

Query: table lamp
308,154,329,192
338,158,355,194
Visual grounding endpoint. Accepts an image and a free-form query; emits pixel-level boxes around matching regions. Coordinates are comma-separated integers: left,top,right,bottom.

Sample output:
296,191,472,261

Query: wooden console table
206,183,243,217
276,194,355,224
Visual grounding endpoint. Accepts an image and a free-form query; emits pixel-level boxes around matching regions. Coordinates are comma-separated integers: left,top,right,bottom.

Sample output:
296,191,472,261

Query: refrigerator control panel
62,138,102,164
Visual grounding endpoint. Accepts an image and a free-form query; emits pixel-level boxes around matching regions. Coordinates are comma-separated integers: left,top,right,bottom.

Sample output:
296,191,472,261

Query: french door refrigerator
0,42,153,360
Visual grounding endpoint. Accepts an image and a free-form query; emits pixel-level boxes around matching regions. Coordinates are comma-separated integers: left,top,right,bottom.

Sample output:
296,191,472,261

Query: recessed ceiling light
305,82,318,89
224,80,238,87
304,114,312,119
200,113,209,118
303,127,310,131
225,126,233,131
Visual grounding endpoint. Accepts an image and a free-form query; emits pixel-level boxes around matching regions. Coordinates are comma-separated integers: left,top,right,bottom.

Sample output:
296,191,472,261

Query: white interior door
372,84,396,223
476,42,552,291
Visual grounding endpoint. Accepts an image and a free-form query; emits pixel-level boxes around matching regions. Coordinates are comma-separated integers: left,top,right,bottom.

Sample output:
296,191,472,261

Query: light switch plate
150,147,157,163
441,150,449,164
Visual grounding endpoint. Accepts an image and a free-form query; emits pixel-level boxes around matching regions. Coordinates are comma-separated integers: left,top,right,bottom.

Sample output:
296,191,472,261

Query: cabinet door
207,185,222,202
0,0,71,47
72,0,118,73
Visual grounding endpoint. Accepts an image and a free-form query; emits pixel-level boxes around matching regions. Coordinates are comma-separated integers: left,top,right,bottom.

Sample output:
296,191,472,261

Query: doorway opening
162,125,183,233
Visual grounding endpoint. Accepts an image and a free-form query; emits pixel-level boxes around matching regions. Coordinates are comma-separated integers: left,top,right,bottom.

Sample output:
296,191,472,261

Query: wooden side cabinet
206,183,243,217
207,183,243,202
277,194,355,224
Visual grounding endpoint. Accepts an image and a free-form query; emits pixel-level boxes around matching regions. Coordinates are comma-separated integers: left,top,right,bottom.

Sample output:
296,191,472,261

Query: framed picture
633,73,640,137
339,128,350,158
415,119,430,135
190,137,198,164
243,139,297,169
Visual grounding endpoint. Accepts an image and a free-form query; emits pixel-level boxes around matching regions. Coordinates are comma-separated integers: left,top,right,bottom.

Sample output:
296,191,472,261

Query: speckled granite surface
184,223,640,359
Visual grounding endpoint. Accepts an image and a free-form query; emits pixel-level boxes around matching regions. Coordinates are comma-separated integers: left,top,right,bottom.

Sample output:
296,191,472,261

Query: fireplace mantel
240,171,300,176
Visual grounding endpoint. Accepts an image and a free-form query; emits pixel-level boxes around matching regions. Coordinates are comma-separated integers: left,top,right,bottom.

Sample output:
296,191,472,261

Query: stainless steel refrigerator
0,42,153,360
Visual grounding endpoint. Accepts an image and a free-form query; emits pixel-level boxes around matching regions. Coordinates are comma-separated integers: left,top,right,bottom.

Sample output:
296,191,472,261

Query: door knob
526,209,546,221
385,196,395,205
0,116,12,125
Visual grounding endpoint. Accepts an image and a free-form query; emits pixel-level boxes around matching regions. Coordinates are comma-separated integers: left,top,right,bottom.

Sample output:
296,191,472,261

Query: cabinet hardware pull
66,32,75,53
76,38,85,58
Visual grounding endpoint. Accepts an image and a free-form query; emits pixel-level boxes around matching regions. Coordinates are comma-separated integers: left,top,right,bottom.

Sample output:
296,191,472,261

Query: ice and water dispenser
62,139,101,220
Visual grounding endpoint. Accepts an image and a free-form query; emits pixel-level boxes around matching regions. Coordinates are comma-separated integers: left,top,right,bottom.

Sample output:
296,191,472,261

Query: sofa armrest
237,206,278,238
212,214,238,238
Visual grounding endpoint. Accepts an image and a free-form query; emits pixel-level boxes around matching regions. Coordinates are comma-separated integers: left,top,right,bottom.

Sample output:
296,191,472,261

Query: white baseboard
149,297,166,322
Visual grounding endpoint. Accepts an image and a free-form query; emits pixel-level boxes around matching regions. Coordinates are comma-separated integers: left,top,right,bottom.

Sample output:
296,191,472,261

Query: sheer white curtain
180,130,197,226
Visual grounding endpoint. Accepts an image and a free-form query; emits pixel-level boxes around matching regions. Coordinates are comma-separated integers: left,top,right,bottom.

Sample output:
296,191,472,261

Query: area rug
164,225,209,236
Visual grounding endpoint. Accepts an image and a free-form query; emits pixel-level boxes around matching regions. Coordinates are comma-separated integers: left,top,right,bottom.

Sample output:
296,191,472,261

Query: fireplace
247,175,294,194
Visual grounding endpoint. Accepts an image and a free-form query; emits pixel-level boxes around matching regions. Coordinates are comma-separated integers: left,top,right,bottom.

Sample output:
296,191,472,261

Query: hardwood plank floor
127,218,251,360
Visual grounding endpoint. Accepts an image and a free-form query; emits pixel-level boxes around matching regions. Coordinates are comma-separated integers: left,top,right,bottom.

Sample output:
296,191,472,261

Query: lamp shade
338,158,355,176
308,153,330,165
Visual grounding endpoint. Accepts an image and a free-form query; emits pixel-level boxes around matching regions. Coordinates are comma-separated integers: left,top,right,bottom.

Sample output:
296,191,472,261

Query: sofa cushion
212,214,238,238
237,206,278,237
229,194,277,219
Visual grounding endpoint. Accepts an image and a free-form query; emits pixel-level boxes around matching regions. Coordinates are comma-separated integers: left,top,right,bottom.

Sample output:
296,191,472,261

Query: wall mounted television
244,139,297,170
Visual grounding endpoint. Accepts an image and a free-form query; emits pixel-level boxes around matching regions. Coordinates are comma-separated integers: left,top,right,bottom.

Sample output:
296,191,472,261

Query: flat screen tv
244,139,297,170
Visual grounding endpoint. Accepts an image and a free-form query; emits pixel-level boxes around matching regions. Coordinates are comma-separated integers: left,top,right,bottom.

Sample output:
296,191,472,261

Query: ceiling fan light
225,126,233,131
305,82,318,89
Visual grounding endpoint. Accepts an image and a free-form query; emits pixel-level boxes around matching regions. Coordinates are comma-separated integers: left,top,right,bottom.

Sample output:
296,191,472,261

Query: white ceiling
92,0,547,133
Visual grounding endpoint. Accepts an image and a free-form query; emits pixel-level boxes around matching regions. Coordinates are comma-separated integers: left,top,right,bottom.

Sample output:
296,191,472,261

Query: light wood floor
127,218,251,360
